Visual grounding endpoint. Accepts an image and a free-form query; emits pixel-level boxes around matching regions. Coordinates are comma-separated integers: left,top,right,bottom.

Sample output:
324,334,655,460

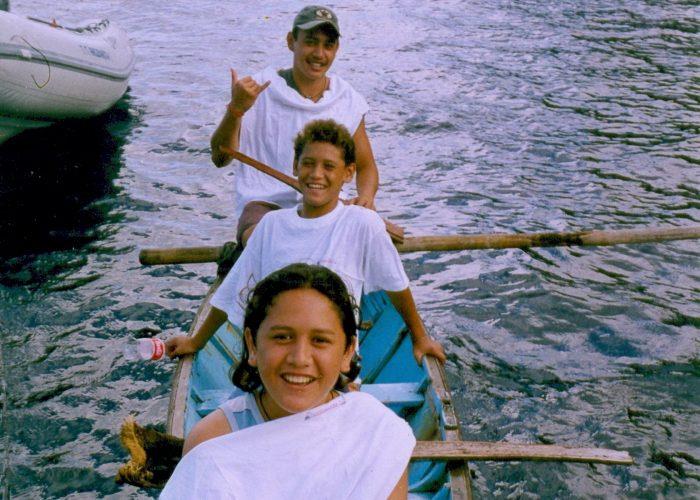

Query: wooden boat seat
193,382,426,418
361,383,424,415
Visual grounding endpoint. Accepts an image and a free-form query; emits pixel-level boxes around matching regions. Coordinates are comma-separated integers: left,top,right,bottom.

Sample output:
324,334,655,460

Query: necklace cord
257,389,338,422
278,68,328,101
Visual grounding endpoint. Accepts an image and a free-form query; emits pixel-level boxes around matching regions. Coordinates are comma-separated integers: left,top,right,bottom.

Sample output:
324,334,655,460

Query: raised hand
228,68,271,116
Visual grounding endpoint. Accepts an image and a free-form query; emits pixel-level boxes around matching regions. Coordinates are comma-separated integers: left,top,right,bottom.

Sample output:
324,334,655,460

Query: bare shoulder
388,467,409,499
182,409,232,456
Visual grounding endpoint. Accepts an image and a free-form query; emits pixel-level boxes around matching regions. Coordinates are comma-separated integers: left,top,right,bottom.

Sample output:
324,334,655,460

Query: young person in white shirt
163,264,413,499
167,119,445,365
210,5,379,247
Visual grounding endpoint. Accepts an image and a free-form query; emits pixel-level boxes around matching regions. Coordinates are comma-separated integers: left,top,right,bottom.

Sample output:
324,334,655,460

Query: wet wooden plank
412,441,634,464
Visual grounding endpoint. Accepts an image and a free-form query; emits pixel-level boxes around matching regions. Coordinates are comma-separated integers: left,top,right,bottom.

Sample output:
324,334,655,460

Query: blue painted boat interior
185,291,454,498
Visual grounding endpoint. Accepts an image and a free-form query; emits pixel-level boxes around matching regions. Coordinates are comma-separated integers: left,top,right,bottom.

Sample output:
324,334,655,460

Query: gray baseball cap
293,5,341,36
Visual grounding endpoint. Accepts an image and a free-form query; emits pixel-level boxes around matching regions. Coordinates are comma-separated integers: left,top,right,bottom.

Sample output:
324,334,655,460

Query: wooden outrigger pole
139,225,700,265
139,149,698,265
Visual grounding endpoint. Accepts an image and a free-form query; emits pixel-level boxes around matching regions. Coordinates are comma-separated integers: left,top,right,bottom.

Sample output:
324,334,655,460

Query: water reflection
0,96,136,285
0,0,697,496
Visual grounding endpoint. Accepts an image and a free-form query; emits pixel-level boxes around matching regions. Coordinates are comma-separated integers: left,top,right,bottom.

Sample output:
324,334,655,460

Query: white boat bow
0,11,135,144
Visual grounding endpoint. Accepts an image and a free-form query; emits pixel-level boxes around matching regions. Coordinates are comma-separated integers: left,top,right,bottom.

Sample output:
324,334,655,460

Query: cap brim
296,20,340,36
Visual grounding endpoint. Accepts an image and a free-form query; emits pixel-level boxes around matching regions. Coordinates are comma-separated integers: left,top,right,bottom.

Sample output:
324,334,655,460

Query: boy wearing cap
210,5,379,246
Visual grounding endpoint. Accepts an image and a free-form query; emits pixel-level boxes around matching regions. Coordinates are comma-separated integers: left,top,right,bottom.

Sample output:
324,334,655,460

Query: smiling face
294,141,355,218
245,288,354,419
287,27,339,83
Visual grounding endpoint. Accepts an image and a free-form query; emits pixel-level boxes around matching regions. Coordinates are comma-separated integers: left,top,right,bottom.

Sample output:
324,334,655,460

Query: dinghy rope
10,35,51,88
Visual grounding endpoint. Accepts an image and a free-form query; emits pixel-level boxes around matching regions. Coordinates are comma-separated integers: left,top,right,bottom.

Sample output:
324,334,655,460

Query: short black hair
294,119,355,166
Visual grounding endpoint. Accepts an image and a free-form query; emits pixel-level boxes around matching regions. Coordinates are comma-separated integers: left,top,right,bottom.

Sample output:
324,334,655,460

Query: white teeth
283,375,314,384
308,183,325,189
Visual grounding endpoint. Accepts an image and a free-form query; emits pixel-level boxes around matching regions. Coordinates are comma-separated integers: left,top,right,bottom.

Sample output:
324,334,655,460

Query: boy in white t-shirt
166,119,445,365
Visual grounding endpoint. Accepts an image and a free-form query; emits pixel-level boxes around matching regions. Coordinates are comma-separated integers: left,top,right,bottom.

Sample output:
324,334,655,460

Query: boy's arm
386,289,447,365
165,307,228,358
166,226,259,358
350,118,379,209
211,69,270,167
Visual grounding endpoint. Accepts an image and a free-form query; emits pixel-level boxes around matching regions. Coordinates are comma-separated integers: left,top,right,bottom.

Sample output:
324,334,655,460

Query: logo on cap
316,9,333,20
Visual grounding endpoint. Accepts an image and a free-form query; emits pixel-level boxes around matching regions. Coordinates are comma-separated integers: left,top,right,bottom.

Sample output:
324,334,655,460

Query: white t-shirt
161,392,415,500
210,203,409,327
234,66,369,217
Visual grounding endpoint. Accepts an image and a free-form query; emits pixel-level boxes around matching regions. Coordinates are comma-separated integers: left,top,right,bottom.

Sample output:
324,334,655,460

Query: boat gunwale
167,276,223,438
424,356,472,499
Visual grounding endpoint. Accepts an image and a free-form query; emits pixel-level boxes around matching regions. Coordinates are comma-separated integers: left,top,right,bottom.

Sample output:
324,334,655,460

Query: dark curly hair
231,263,360,392
293,119,355,166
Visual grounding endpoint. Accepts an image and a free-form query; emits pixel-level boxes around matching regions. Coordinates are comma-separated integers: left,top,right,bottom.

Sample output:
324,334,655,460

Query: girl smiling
164,264,414,499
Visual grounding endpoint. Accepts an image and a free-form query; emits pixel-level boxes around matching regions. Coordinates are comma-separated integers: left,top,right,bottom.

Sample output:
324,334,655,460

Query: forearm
353,118,379,202
387,289,446,364
190,307,228,349
386,289,428,342
356,160,378,200
210,109,242,167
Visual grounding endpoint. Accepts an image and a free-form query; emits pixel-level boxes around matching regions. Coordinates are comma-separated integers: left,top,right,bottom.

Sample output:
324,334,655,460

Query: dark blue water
1,1,698,497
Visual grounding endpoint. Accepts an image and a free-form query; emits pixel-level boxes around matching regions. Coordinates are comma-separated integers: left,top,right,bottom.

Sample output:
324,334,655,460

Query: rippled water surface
1,0,698,498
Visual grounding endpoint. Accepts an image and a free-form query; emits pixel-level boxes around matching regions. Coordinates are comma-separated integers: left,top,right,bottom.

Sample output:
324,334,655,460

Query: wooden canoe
166,276,473,499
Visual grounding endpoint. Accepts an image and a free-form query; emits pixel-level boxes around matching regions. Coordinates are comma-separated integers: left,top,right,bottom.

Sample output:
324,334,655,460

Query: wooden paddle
221,147,405,244
138,225,700,265
411,440,633,464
